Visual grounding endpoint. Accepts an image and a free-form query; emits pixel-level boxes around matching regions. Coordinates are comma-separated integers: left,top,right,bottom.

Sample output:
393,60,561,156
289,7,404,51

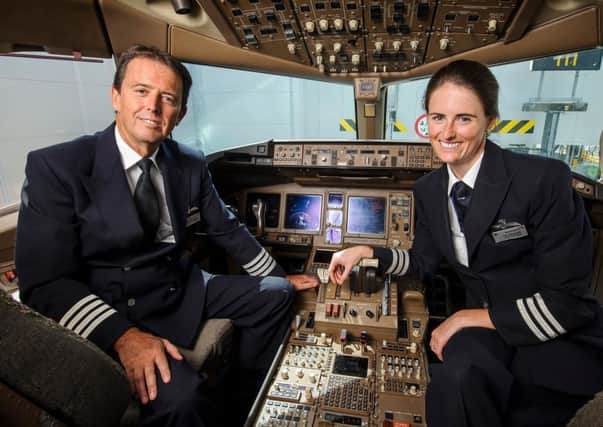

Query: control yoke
252,198,266,238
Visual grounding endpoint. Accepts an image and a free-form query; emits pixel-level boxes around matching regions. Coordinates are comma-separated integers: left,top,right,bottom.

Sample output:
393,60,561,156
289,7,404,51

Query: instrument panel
273,142,442,169
203,0,521,75
243,185,414,249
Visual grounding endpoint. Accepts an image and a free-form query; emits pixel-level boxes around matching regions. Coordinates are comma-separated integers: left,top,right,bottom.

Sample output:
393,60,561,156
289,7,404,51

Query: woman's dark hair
113,45,192,109
423,59,499,118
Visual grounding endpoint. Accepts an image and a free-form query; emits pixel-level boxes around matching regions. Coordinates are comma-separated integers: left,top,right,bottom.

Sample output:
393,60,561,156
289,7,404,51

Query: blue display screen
284,194,322,231
346,196,386,235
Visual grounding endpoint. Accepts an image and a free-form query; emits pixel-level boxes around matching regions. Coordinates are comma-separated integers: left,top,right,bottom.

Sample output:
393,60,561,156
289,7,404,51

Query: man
16,45,318,426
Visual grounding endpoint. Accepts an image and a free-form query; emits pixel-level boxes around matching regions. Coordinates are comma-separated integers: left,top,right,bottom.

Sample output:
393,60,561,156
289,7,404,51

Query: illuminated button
304,21,315,33
348,19,359,32
439,38,449,50
287,43,296,54
410,40,419,51
334,18,344,31
333,42,342,53
374,41,383,52
392,40,401,51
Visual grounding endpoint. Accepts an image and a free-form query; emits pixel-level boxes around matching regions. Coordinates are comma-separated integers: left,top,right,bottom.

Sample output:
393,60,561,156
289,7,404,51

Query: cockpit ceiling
1,0,603,81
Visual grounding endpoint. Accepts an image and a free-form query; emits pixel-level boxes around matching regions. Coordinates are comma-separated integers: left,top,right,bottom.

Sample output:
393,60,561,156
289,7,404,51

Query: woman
328,60,603,427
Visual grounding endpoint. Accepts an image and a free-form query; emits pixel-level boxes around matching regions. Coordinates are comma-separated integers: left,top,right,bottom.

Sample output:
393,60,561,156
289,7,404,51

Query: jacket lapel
81,124,143,244
426,166,457,262
463,141,512,261
158,141,187,245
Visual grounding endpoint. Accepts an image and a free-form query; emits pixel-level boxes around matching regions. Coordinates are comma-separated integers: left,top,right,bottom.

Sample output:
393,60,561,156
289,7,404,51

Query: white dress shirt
446,151,484,267
114,126,175,243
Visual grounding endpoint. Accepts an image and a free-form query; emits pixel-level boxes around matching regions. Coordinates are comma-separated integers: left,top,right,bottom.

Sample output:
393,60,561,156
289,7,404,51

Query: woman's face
427,82,494,178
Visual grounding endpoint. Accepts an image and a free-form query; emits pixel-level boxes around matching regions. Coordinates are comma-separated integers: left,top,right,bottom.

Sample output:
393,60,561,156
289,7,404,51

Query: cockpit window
386,47,603,181
0,53,115,211
173,63,356,154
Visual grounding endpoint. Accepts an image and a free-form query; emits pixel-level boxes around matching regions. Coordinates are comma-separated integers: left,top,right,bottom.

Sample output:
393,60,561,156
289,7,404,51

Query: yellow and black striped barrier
339,119,356,132
491,119,535,134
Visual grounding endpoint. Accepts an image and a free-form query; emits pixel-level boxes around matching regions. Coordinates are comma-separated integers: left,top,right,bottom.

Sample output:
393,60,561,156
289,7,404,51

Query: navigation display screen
246,193,281,228
284,194,322,231
346,196,386,235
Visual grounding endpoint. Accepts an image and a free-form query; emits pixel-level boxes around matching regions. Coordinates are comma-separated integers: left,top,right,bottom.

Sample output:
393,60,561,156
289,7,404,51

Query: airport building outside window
386,47,603,181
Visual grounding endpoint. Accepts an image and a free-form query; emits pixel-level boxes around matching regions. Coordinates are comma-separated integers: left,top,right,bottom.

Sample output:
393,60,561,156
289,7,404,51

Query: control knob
333,42,342,53
351,54,360,66
488,19,497,33
305,21,315,33
334,18,344,31
392,40,401,52
439,38,449,50
410,40,419,51
287,43,296,55
319,19,329,32
374,41,384,53
348,19,359,32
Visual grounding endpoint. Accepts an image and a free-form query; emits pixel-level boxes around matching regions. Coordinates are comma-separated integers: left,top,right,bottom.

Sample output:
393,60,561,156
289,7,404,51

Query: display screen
333,355,368,377
328,193,344,208
245,193,281,228
346,196,386,235
284,194,322,231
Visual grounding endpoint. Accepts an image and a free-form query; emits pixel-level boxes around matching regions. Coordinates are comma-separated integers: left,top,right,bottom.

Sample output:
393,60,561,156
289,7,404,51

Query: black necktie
134,158,160,242
451,181,472,232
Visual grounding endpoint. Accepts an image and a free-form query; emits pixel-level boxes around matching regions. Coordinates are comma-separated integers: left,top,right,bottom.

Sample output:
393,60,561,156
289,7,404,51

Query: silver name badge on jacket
490,219,528,243
186,207,201,227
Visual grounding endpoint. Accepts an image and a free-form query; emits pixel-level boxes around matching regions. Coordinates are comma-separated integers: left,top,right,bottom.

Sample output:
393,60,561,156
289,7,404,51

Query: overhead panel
213,0,311,65
203,0,523,74
425,0,518,62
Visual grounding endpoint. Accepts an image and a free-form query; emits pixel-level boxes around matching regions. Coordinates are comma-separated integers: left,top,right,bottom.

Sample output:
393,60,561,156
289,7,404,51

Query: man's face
427,82,494,178
111,57,186,156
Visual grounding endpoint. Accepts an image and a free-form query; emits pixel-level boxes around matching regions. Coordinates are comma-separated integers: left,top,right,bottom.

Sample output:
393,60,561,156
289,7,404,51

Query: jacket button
482,302,489,308
123,266,131,272
127,298,136,307
169,287,177,292
165,255,172,262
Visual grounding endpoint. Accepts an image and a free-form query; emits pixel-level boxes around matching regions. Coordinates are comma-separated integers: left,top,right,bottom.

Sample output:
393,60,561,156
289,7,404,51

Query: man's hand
327,245,374,285
429,309,495,361
286,274,320,291
114,327,183,404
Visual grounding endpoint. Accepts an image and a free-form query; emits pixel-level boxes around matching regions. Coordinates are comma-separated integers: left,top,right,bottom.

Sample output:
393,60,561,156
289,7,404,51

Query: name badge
186,207,201,227
491,219,528,243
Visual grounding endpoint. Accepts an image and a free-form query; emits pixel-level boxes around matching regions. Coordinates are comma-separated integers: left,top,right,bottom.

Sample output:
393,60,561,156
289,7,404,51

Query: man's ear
111,86,121,113
176,106,187,125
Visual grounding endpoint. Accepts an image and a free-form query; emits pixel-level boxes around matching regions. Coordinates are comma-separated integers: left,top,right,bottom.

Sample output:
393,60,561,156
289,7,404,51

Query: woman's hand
327,245,374,285
429,309,495,361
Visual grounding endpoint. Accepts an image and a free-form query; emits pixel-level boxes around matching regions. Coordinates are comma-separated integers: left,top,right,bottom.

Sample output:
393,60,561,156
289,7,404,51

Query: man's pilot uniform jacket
375,141,603,395
16,123,285,353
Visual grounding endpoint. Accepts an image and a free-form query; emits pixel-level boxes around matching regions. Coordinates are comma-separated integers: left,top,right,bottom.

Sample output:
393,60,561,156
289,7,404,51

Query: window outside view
386,48,603,181
0,54,115,210
173,64,356,154
1,49,601,211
